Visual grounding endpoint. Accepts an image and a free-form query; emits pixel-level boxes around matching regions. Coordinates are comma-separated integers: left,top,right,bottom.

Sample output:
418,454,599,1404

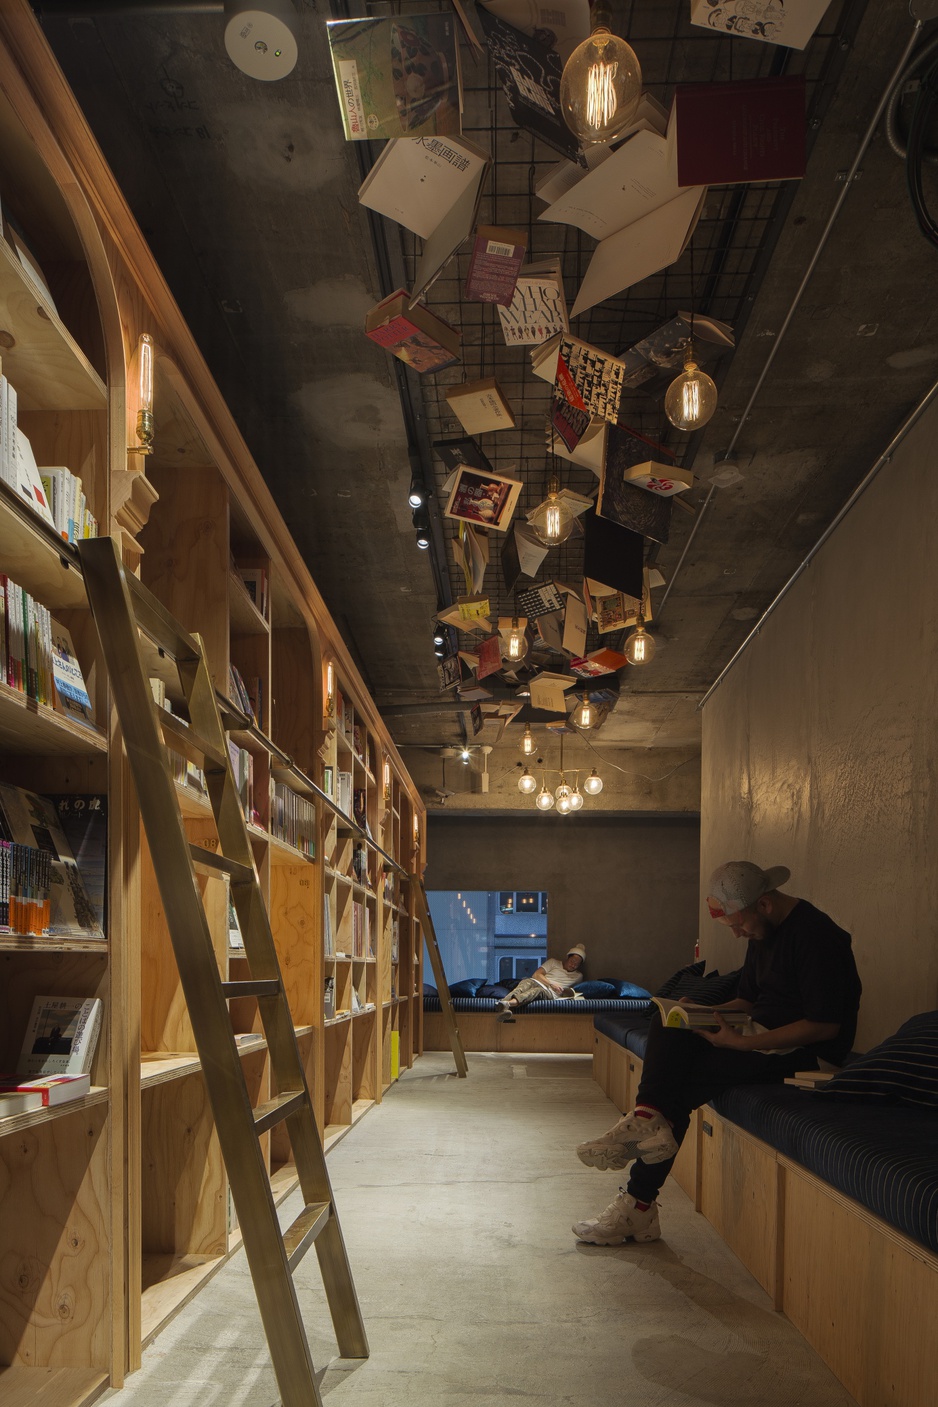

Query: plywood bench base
591,1030,938,1407
423,1010,596,1054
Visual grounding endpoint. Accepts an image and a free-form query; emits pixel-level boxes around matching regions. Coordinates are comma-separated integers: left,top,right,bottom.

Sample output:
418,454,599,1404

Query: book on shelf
236,565,268,618
44,794,107,932
672,76,806,187
358,136,490,300
465,225,527,305
351,988,362,1013
51,618,95,726
39,466,98,543
227,741,255,822
0,782,104,939
0,840,51,934
352,901,364,958
365,290,461,374
366,905,375,959
477,9,579,161
1,574,61,709
324,975,336,1020
10,428,54,529
540,119,705,317
327,13,462,142
18,994,103,1077
228,890,244,950
651,997,751,1031
0,1071,90,1117
271,782,316,858
496,257,569,346
323,764,334,800
689,0,829,50
336,770,353,817
445,378,516,435
323,897,334,957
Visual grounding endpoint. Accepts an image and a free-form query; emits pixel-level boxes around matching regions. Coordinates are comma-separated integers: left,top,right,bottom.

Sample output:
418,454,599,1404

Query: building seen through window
427,891,548,984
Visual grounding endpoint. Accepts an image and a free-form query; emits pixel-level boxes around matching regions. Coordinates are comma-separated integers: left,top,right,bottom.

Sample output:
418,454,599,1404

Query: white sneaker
496,1000,515,1024
572,1190,661,1245
576,1109,678,1170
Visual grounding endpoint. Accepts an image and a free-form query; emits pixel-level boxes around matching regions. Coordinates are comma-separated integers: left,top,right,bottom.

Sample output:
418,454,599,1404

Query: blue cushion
609,979,653,1000
422,983,438,996
572,980,617,998
815,1011,938,1108
477,983,512,999
656,960,705,998
448,978,486,997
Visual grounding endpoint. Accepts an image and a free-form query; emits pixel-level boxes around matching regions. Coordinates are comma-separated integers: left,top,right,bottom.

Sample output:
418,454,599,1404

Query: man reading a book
496,944,586,1022
571,861,861,1245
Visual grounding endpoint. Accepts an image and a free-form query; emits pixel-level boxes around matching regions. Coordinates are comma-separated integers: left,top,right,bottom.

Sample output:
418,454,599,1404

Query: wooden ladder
411,876,467,1078
78,536,368,1407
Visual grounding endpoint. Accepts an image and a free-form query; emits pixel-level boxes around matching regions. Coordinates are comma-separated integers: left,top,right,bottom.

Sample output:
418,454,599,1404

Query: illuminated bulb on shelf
569,787,584,811
664,358,719,431
520,725,536,756
584,768,604,795
560,24,642,146
518,767,538,795
624,622,656,666
535,785,555,811
529,475,575,547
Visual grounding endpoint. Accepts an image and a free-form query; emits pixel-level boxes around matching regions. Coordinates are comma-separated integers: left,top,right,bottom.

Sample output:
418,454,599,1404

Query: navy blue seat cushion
711,1083,938,1256
423,995,651,1015
610,979,653,999
593,1012,652,1055
477,983,512,999
814,1011,938,1108
655,960,705,998
573,980,617,998
423,983,438,996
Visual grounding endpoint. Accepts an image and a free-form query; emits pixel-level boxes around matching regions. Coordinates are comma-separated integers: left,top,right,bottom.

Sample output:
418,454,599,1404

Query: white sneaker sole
576,1134,677,1169
571,1221,660,1245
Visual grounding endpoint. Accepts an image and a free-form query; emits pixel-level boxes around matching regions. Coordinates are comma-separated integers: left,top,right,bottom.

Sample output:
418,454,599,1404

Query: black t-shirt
736,900,862,1063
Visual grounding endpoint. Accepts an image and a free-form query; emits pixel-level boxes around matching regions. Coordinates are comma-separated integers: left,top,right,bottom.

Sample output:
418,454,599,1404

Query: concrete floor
108,1053,857,1406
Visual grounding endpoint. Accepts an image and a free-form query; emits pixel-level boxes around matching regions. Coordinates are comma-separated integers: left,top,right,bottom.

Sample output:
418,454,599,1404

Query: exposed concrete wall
426,814,700,990
700,399,938,1051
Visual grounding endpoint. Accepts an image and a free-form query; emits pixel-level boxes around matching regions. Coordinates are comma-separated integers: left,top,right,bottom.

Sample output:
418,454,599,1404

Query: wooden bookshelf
0,3,426,1399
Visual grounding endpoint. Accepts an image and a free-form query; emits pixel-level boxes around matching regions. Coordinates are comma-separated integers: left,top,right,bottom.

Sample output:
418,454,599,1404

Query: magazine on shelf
18,995,103,1077
0,783,104,939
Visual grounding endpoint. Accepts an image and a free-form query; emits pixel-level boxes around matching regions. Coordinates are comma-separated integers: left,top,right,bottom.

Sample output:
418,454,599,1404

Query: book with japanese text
18,995,103,1077
328,14,462,142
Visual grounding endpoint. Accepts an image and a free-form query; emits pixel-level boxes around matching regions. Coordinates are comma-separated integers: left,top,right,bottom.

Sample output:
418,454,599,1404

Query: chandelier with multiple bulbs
518,735,604,814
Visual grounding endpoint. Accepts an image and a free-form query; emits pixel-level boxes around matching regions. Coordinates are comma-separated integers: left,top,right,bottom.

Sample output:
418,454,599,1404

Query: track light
433,629,445,647
413,504,430,550
408,475,426,509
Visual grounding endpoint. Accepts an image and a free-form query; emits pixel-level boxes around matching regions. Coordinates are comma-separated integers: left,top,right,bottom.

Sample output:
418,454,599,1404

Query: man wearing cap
571,862,861,1245
496,944,586,1023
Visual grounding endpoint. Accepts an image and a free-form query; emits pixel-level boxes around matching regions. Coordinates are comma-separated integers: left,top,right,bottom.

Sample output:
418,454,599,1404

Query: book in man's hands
651,997,751,1031
18,995,103,1076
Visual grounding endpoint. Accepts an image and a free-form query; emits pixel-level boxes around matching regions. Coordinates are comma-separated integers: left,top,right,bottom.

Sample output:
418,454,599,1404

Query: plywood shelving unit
0,3,425,1400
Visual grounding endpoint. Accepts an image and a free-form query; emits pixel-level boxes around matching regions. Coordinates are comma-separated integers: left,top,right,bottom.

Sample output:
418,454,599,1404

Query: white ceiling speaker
224,0,298,80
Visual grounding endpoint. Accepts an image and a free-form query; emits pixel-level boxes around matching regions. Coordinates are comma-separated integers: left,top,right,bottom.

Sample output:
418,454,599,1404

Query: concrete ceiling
36,0,938,814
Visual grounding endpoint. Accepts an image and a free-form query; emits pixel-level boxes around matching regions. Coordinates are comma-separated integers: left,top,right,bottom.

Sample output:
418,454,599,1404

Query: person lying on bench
496,944,586,1023
571,861,861,1245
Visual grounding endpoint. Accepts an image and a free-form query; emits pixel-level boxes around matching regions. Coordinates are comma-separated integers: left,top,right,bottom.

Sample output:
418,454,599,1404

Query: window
428,890,548,983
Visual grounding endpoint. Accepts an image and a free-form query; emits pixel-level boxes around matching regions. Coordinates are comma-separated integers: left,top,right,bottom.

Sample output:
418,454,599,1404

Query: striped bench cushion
712,1083,938,1256
423,996,651,1016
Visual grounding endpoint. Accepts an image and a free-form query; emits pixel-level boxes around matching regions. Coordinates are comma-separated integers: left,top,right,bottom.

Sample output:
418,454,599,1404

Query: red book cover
475,634,502,681
465,226,527,306
674,76,806,187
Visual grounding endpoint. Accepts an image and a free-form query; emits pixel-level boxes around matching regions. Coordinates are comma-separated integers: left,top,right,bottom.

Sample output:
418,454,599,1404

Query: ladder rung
253,1091,306,1137
221,979,281,1000
189,844,254,884
126,571,202,662
159,710,229,773
282,1202,331,1272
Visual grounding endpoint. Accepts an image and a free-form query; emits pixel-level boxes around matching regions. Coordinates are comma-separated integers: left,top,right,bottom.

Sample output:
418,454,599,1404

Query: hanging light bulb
664,357,719,431
535,784,555,811
503,617,529,663
518,767,538,795
569,785,584,811
560,12,642,147
556,792,573,815
571,692,595,732
529,474,575,547
520,725,536,756
554,779,573,804
625,621,656,665
584,768,604,795
460,747,471,765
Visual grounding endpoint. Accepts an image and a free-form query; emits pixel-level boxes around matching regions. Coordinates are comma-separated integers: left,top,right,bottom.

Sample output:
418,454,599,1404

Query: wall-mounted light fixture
128,332,155,456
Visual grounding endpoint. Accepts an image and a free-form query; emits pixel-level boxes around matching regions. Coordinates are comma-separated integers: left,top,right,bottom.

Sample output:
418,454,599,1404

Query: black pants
626,1015,814,1204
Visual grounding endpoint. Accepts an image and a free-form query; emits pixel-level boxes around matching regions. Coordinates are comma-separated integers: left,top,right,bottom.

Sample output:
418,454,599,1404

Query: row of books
351,900,375,959
0,840,52,934
1,574,94,725
0,783,105,940
0,366,99,539
227,741,259,826
235,564,268,619
336,769,353,817
0,993,102,1118
271,782,316,859
40,465,99,544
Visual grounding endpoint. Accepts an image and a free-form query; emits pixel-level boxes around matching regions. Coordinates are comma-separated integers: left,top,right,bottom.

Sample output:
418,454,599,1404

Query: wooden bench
592,1029,938,1407
423,1008,597,1054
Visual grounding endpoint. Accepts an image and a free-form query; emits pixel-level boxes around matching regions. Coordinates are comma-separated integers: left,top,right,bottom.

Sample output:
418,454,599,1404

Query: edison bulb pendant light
584,768,604,795
625,622,656,665
556,792,573,815
569,786,584,811
520,725,536,756
554,780,573,804
535,785,555,811
560,24,642,146
571,692,595,731
664,358,718,431
518,767,538,795
503,617,529,663
529,475,575,547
